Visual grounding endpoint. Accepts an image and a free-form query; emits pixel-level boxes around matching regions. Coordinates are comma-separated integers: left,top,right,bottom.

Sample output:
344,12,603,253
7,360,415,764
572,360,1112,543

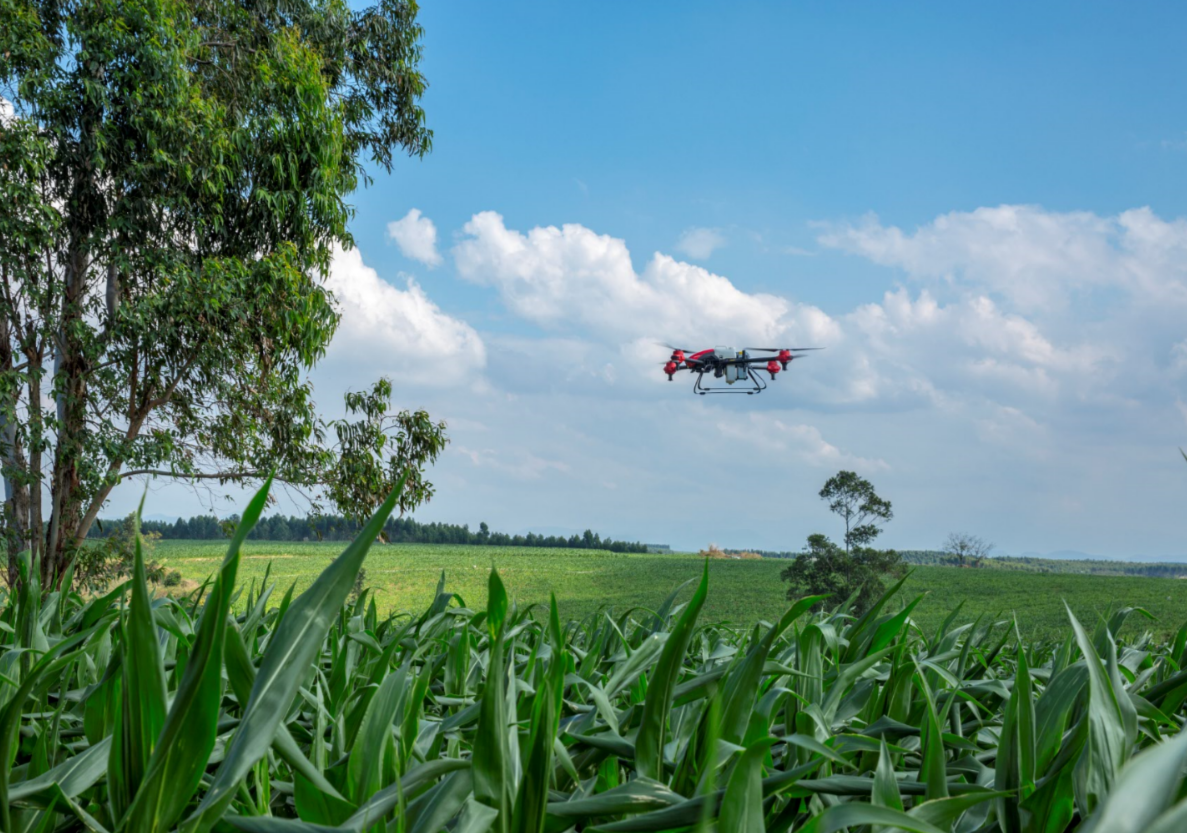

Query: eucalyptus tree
0,0,439,584
819,469,894,553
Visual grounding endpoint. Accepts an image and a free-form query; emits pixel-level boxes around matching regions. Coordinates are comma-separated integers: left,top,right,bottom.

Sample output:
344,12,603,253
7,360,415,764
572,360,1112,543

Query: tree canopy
942,531,993,568
819,470,893,553
1,0,437,583
782,471,904,614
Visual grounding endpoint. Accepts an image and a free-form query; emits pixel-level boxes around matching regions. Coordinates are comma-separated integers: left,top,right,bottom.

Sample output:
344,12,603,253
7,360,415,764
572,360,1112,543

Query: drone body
662,345,820,395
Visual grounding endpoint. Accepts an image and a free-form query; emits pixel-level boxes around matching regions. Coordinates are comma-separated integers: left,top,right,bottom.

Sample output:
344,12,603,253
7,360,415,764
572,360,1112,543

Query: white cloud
718,415,888,471
817,205,1187,310
322,245,484,386
452,211,838,348
452,445,570,480
387,208,443,267
1172,340,1187,374
109,204,1187,558
974,404,1047,455
675,227,726,260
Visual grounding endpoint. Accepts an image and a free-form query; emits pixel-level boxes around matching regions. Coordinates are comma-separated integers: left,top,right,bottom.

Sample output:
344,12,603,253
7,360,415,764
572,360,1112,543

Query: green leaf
294,773,357,826
8,738,111,806
185,473,407,833
109,521,169,823
871,740,903,815
346,667,407,804
797,803,947,833
635,562,709,781
718,738,778,833
546,778,683,819
1079,729,1187,833
995,629,1037,833
124,478,270,832
510,668,559,833
718,595,825,746
473,570,512,833
915,671,948,800
1067,603,1138,817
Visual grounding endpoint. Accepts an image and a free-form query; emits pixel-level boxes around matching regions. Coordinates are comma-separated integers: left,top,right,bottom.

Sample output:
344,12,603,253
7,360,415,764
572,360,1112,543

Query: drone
661,345,821,395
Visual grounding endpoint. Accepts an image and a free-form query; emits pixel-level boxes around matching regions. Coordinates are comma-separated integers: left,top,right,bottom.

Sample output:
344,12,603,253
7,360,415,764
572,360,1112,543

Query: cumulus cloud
817,205,1187,311
387,208,443,267
452,211,838,348
718,415,888,471
322,245,484,385
675,227,726,260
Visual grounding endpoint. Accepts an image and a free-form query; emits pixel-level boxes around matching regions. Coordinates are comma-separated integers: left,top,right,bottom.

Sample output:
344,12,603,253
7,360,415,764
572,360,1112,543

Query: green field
157,540,1187,639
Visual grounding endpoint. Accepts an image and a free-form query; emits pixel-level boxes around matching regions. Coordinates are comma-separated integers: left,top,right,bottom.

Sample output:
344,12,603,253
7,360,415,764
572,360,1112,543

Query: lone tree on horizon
819,470,894,554
943,532,993,568
782,470,904,615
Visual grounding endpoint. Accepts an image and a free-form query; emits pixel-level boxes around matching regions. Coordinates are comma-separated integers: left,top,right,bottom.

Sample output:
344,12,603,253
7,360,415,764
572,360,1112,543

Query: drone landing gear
692,371,768,395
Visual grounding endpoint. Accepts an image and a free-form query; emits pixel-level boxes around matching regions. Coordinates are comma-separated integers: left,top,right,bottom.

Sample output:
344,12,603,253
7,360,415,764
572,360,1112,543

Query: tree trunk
44,242,89,587
0,314,33,587
0,411,32,588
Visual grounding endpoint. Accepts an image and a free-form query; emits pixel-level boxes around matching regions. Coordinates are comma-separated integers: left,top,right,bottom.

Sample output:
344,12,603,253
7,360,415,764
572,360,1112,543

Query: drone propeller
742,347,824,352
659,342,696,354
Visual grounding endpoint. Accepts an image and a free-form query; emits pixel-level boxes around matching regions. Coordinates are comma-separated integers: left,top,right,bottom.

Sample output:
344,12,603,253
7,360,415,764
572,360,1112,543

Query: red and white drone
661,345,822,395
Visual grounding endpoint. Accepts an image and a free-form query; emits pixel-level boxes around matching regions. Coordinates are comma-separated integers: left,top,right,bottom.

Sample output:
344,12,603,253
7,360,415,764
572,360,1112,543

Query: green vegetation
899,551,1187,578
781,471,905,615
4,485,1187,832
0,0,439,585
155,540,1187,641
90,512,649,552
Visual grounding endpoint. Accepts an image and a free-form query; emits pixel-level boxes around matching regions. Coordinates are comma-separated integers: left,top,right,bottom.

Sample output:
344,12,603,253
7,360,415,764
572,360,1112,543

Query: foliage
73,512,165,593
899,550,1187,578
327,379,448,525
151,539,1187,640
819,470,894,552
2,487,1187,831
780,532,907,615
0,0,434,584
942,532,993,568
89,510,651,551
782,472,904,615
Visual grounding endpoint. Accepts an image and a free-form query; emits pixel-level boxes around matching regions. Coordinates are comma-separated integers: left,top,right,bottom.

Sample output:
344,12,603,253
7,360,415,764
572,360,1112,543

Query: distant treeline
902,550,1187,578
722,549,798,559
88,514,648,553
983,555,1187,578
726,547,1187,578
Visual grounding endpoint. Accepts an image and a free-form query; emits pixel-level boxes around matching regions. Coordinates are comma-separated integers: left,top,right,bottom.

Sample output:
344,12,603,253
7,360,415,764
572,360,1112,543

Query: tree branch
119,468,266,480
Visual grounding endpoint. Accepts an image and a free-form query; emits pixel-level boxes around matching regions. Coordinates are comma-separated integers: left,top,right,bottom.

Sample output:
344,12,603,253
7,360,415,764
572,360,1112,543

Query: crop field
156,540,1187,641
4,493,1187,832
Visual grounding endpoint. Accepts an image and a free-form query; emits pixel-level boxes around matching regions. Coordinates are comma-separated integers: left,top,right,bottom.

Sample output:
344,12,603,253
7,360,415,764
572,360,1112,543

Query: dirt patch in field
698,546,763,560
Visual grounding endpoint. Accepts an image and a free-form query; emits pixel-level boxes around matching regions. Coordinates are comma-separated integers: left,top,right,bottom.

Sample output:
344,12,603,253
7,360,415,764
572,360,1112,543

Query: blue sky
117,2,1187,557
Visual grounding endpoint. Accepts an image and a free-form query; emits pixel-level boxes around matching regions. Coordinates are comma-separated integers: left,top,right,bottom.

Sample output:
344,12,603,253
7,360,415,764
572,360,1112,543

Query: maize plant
1,479,1186,832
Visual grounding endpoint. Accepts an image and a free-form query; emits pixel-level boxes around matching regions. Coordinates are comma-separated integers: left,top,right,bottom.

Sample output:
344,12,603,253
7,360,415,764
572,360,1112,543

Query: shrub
780,533,906,615
74,514,165,593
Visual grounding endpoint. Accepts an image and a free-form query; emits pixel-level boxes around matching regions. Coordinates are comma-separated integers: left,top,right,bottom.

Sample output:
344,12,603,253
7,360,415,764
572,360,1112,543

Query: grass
155,540,1187,640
